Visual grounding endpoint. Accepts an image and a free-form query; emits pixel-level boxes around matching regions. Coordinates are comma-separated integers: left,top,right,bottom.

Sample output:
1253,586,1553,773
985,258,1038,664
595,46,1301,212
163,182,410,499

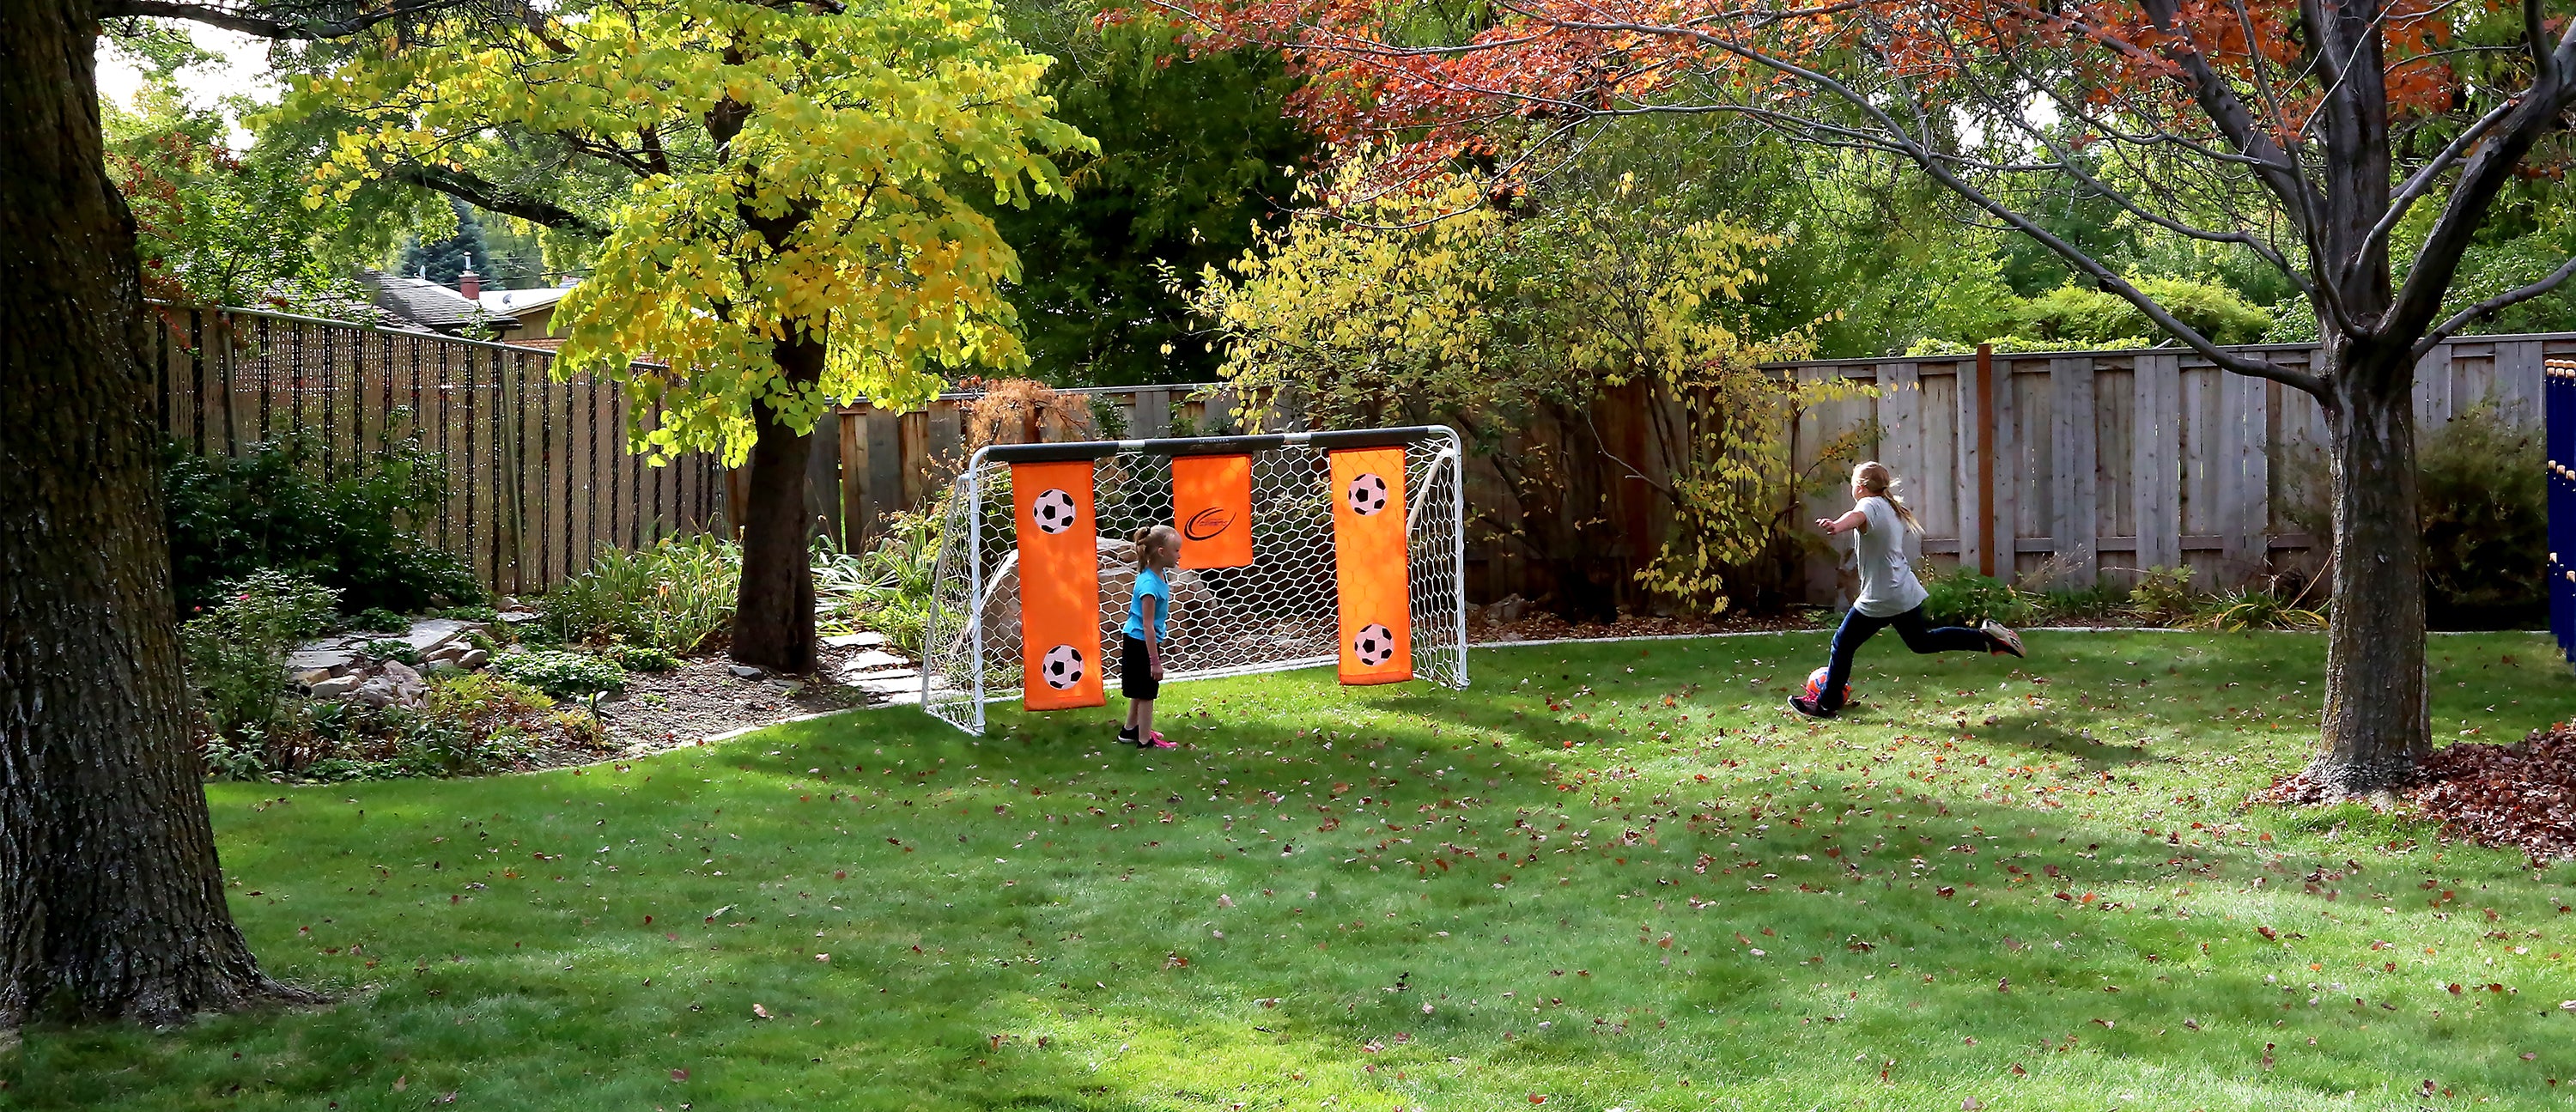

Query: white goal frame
918,426,1469,734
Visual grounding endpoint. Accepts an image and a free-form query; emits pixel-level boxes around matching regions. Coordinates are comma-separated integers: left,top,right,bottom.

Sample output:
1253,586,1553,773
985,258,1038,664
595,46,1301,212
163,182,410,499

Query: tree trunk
727,334,823,673
2307,349,2432,793
1,0,311,1027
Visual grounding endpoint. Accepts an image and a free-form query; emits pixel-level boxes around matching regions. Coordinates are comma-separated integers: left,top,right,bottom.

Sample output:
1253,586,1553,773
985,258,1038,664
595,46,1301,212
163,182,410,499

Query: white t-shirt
1850,496,1928,617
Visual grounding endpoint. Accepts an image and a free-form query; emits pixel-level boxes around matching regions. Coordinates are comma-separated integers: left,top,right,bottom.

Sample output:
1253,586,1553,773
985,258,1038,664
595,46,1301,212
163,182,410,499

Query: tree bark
726,334,823,673
2308,344,2432,793
1,0,312,1027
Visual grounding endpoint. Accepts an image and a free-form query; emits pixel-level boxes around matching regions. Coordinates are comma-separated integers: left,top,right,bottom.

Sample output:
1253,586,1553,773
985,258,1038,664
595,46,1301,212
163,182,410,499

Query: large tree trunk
2307,347,2432,793
727,334,823,673
1,0,311,1027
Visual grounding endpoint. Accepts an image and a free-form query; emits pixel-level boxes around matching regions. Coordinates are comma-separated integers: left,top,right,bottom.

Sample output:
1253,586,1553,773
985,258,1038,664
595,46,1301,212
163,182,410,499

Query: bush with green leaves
360,638,422,665
542,534,740,653
2126,566,2200,626
2191,583,2326,632
2031,578,2127,623
604,642,681,671
817,501,943,656
1919,567,2035,628
164,428,484,617
222,672,604,783
490,649,628,701
2276,400,2544,630
353,607,411,633
182,569,341,746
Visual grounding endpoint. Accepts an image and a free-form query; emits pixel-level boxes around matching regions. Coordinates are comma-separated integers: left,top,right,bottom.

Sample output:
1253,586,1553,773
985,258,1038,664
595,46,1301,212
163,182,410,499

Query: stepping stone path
288,617,493,709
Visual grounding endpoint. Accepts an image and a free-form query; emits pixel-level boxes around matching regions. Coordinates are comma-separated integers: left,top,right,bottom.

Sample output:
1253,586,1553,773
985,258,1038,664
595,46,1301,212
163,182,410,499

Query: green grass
15,631,2576,1110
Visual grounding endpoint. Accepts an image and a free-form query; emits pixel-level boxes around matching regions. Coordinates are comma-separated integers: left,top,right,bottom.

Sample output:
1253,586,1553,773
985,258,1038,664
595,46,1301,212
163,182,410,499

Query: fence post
1976,343,1996,578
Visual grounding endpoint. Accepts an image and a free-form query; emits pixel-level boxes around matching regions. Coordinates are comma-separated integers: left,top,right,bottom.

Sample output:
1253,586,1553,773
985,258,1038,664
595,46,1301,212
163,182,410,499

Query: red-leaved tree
1167,0,2576,794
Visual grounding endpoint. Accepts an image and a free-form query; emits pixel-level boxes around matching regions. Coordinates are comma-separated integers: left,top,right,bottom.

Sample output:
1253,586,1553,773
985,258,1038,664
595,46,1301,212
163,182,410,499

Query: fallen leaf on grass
753,1004,773,1019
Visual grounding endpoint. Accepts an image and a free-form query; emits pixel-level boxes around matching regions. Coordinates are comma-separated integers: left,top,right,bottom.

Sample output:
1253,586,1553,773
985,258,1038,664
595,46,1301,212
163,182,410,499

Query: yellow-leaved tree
1183,154,1849,618
289,0,1089,669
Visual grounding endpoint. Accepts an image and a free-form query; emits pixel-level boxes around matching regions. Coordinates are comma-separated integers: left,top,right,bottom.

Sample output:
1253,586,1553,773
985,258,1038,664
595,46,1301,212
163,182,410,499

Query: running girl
1119,525,1182,748
1790,461,2023,720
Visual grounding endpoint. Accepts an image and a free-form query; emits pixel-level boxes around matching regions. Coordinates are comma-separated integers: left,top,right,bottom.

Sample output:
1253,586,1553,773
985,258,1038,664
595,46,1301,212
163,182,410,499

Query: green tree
989,8,1312,386
292,0,1087,671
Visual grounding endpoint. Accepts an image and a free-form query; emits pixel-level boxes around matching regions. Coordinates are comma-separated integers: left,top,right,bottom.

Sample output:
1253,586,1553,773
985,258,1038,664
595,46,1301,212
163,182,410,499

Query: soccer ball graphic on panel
1353,623,1397,666
1030,489,1078,534
1040,644,1085,690
1346,473,1390,516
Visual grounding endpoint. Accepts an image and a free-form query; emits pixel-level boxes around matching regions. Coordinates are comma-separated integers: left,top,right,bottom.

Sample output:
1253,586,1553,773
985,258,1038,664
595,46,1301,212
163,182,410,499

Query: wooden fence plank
865,407,901,522
2051,357,2098,583
2415,343,2453,427
806,411,842,545
841,407,868,548
1955,357,1988,575
2133,353,2181,573
1882,361,1922,565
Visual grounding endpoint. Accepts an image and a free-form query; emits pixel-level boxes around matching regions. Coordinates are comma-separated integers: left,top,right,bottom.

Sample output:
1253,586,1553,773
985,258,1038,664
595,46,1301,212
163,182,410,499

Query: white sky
95,23,280,144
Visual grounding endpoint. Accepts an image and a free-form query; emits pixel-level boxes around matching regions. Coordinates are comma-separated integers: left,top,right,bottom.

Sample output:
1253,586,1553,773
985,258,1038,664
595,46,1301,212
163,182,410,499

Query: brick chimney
458,268,481,300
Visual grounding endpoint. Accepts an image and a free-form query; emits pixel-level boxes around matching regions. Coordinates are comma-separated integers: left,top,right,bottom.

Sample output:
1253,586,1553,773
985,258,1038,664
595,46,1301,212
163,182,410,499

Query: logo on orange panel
1183,507,1236,541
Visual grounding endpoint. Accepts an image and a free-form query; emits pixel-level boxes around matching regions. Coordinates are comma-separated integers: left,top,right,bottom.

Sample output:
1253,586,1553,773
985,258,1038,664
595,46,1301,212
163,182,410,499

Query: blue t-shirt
1125,568,1171,641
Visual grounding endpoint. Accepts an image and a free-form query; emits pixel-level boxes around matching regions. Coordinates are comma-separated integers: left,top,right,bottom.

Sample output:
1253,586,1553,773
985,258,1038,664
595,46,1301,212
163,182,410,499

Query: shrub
2190,583,2326,631
490,649,628,700
353,607,411,633
604,642,681,671
164,428,485,616
542,534,740,653
182,570,341,745
2126,566,2200,626
1920,567,2034,627
2418,403,2545,629
2276,400,2545,630
360,638,422,665
2032,579,2127,624
203,671,606,783
817,502,944,656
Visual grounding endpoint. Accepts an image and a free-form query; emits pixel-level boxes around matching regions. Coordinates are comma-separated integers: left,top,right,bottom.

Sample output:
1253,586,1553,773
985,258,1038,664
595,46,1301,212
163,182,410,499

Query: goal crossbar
919,425,1469,733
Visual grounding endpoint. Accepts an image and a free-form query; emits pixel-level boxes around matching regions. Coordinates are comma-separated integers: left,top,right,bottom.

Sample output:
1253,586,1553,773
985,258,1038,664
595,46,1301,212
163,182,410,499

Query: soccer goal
917,426,1469,734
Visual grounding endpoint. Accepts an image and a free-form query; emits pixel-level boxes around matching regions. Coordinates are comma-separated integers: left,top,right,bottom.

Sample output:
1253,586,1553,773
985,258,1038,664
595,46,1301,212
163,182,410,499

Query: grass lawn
14,630,2576,1110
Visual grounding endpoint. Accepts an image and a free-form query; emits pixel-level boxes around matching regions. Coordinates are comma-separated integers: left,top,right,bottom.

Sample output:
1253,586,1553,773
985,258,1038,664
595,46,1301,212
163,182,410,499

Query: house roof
479,285,574,317
365,271,519,334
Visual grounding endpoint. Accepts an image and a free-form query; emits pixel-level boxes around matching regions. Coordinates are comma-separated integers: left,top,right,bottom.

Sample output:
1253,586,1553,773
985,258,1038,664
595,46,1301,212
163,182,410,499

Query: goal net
918,426,1468,734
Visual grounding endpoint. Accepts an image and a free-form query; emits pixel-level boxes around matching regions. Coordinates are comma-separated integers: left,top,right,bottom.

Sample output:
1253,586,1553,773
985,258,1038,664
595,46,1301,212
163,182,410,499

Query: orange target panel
1013,460,1103,710
1173,453,1254,569
1330,447,1412,684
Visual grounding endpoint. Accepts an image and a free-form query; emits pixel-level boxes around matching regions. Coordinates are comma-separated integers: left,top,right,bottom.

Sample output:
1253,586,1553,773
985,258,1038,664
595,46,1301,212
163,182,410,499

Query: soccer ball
1353,623,1397,666
1346,473,1390,516
1040,644,1085,689
1801,665,1848,705
1030,489,1078,534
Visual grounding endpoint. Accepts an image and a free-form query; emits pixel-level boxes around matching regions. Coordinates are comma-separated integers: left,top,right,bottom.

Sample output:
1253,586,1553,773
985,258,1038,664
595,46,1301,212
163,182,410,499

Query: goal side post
920,426,1469,734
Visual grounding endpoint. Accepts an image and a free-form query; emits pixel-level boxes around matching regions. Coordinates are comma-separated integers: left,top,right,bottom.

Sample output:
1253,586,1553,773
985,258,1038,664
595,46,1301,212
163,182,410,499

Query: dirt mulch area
592,642,881,755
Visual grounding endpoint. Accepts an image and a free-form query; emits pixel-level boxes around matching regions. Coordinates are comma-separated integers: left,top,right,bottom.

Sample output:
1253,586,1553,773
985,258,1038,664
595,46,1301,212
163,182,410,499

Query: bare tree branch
386,161,608,237
2415,256,2576,358
100,0,466,39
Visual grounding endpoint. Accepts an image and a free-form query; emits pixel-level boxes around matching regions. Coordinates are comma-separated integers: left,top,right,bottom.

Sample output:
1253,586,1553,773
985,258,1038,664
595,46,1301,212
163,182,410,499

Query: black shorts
1120,635,1159,701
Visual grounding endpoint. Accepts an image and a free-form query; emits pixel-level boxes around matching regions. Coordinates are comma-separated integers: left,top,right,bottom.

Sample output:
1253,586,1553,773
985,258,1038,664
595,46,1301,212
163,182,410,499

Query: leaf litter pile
2401,722,2576,860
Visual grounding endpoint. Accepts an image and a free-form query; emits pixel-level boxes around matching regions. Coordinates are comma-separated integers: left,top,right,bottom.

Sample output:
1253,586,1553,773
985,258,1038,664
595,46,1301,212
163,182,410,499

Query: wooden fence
1780,334,2569,605
152,305,728,595
812,333,2570,611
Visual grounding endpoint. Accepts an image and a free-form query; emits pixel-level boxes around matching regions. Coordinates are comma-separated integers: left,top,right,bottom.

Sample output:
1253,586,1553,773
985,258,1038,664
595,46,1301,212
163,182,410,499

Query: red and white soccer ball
1040,644,1085,689
1802,666,1848,705
1353,623,1397,666
1030,489,1078,534
1346,473,1390,516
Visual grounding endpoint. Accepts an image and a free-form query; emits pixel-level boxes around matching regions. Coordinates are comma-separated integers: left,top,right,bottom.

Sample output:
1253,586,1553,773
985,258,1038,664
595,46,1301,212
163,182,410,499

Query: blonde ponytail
1853,460,1922,533
1132,524,1181,568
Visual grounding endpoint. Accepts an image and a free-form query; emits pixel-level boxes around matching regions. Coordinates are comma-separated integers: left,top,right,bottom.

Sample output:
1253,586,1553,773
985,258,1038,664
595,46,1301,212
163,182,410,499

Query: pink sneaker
1146,731,1176,749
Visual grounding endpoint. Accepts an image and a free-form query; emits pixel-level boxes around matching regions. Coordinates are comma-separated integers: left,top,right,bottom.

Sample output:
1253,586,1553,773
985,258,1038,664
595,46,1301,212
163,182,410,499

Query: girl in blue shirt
1120,525,1181,748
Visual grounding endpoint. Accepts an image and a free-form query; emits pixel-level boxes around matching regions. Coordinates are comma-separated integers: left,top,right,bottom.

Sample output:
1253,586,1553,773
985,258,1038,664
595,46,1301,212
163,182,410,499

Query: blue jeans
1818,605,1990,712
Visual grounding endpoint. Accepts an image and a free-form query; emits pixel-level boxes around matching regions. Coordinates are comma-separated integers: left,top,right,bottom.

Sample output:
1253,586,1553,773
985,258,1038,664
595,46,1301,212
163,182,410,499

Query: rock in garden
837,650,911,673
728,664,765,679
456,648,489,669
351,677,401,708
307,675,360,699
823,632,886,648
